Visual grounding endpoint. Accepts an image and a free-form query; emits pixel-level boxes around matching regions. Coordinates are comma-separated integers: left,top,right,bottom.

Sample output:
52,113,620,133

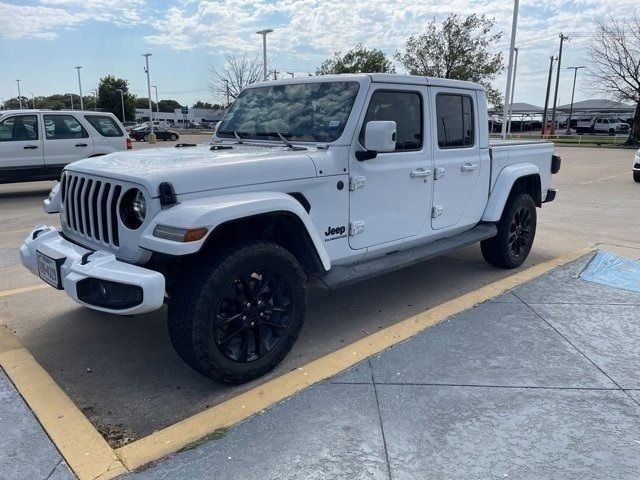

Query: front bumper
20,226,165,315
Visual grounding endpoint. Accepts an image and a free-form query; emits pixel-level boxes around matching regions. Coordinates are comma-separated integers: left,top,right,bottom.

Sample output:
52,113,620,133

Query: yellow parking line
0,325,127,480
0,284,49,298
0,246,594,478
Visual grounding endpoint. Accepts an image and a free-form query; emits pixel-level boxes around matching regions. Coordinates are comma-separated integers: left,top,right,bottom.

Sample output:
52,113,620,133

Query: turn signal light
126,137,132,150
153,225,208,242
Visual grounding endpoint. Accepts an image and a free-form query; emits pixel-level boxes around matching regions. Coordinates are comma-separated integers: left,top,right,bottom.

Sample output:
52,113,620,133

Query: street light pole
256,29,274,81
507,47,519,136
565,66,585,135
70,95,74,110
116,88,126,122
143,53,156,143
30,93,35,109
16,80,22,110
75,66,84,110
501,0,519,139
152,85,159,115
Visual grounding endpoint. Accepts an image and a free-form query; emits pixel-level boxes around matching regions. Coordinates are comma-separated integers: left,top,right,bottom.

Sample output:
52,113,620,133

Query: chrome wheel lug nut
242,315,247,321
250,321,255,327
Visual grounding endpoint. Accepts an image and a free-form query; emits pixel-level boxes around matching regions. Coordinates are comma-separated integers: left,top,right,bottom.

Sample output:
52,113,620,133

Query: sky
1,0,638,108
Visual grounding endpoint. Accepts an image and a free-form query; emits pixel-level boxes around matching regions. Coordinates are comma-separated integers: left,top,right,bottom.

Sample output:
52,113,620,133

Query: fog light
153,225,208,242
76,278,143,310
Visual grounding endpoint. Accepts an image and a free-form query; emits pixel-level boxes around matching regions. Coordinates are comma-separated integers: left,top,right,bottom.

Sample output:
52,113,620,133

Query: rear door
430,89,483,230
0,114,44,170
43,114,93,168
349,85,432,249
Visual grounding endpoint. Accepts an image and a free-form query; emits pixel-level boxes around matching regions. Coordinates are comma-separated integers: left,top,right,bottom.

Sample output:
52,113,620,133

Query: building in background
135,107,227,127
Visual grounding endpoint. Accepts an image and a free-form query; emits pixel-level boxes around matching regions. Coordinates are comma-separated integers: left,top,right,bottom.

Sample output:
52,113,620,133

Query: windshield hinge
349,176,366,191
349,221,365,236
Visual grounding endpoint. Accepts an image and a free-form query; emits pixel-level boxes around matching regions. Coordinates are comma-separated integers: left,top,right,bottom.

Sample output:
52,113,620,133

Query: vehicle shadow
0,187,51,200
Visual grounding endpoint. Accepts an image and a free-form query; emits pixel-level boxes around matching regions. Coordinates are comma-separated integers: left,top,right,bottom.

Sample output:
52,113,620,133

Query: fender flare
140,191,331,271
482,163,540,222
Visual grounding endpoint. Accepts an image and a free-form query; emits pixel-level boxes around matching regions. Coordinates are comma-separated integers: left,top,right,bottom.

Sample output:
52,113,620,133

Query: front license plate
37,251,64,290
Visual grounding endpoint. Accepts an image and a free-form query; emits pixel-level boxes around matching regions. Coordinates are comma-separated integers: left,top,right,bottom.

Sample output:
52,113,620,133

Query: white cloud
0,0,146,40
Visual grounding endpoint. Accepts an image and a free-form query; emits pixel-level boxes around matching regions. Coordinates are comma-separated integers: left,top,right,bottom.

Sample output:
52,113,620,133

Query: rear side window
0,115,39,141
84,115,123,137
360,91,422,151
436,94,475,148
44,115,88,139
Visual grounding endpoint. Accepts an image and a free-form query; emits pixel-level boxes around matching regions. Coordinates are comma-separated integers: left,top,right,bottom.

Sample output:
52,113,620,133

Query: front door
0,114,44,170
430,89,482,230
43,114,94,168
349,86,432,249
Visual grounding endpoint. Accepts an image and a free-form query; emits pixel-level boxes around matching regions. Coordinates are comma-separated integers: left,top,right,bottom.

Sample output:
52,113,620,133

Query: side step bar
320,223,498,289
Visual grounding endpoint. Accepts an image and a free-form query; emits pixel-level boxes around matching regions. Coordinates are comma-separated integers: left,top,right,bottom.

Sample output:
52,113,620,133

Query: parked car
122,121,138,132
21,74,559,383
129,126,179,142
0,110,130,184
633,149,640,183
575,116,630,135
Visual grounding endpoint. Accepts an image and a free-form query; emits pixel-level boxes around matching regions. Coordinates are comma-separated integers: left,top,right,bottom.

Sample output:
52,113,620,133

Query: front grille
61,172,123,248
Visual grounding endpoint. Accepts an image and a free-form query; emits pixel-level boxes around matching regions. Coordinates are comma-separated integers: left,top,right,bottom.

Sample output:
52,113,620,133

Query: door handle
75,143,88,147
23,145,38,150
410,168,432,181
461,162,478,172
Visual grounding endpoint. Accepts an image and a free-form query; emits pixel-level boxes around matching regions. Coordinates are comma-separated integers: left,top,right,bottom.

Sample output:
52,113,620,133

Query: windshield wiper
255,131,307,151
216,130,246,144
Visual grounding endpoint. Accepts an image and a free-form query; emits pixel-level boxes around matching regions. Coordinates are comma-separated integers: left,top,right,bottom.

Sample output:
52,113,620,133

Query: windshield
217,81,360,143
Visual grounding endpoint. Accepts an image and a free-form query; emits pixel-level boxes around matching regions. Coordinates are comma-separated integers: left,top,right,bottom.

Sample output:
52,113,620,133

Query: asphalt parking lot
1,144,639,445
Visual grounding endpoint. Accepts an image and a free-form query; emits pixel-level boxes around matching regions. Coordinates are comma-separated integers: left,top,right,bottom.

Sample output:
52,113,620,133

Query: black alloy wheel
214,269,294,363
508,206,532,258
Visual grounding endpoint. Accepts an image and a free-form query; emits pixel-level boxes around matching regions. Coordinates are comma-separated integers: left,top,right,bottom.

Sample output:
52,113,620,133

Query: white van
0,110,130,184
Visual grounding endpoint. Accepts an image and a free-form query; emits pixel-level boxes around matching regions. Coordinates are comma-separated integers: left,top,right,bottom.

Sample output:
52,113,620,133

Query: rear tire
167,241,307,383
481,192,537,269
170,134,177,141
634,171,640,183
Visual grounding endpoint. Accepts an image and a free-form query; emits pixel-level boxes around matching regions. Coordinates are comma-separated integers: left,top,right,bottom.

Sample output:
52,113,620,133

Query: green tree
157,99,181,112
396,14,504,106
193,101,225,109
316,44,395,75
96,75,136,121
587,13,640,145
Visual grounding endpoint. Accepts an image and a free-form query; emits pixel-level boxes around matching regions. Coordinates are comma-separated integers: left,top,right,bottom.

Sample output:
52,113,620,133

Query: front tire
170,134,177,141
634,171,640,183
168,241,307,383
481,192,537,269
143,134,149,142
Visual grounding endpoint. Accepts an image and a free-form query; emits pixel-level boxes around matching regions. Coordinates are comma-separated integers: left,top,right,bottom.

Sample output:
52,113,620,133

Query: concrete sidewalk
127,253,640,480
0,369,74,480
2,252,640,479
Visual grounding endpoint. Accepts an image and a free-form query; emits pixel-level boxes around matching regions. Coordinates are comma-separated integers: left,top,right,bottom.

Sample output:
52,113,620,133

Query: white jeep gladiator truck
20,74,560,383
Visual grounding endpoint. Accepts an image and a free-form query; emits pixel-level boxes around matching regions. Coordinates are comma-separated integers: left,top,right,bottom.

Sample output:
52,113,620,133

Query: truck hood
65,144,318,196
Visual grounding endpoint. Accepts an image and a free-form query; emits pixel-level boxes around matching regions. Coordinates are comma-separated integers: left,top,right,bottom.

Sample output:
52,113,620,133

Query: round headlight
120,188,146,230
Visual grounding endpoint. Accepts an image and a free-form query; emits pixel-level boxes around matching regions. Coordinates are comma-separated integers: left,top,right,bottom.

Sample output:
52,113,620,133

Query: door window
436,94,475,148
360,91,422,151
43,115,88,140
0,115,39,141
84,115,124,137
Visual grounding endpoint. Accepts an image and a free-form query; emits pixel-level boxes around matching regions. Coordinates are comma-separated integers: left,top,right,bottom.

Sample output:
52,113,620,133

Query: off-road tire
481,192,537,269
168,240,307,383
634,171,640,183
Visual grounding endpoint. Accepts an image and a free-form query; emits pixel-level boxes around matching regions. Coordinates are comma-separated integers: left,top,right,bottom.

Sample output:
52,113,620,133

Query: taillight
126,137,132,150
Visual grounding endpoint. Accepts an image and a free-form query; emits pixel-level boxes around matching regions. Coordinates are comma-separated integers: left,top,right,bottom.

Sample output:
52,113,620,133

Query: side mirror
364,120,396,153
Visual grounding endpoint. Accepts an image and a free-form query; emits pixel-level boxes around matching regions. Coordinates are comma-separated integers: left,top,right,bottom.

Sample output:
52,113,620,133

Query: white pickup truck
0,110,130,184
20,74,560,383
